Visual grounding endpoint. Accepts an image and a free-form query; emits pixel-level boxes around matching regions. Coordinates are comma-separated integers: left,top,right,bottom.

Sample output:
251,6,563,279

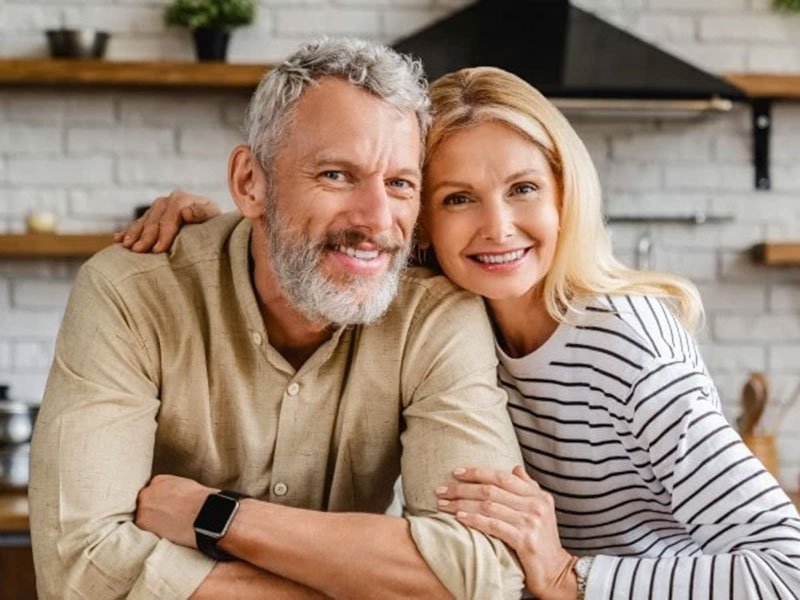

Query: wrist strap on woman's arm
573,555,595,600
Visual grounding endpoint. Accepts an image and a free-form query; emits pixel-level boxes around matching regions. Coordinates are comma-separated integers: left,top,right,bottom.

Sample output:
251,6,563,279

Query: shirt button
287,382,300,396
251,331,263,346
273,482,288,496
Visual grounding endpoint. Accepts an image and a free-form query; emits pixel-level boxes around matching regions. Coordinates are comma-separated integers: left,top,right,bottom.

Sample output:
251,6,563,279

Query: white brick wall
1,0,800,490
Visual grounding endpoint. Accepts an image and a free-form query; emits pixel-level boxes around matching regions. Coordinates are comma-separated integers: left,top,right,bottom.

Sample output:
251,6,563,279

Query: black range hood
393,0,746,110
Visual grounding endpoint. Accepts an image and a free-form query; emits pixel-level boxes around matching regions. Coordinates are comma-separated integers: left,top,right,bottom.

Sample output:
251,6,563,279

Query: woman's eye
442,193,470,206
512,183,538,195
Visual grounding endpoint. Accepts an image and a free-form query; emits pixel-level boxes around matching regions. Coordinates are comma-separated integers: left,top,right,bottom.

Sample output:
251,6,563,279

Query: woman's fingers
452,465,539,496
182,198,222,223
436,481,532,511
453,511,522,550
438,496,540,531
115,191,221,253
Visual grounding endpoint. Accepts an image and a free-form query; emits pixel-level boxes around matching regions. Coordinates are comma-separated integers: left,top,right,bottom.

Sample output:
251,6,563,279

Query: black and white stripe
498,295,800,599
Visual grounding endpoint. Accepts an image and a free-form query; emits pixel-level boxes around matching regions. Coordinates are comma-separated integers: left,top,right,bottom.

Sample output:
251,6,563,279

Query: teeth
474,249,526,264
335,245,380,261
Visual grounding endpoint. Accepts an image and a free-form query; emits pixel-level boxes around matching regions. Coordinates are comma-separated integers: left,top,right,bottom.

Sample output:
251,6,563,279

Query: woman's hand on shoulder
114,190,222,253
436,464,578,600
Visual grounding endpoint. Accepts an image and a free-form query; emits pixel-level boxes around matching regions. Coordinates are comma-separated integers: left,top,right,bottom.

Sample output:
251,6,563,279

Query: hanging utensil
738,372,768,437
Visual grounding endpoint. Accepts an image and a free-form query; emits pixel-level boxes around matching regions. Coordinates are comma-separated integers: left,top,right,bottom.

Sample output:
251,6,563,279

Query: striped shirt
497,295,800,599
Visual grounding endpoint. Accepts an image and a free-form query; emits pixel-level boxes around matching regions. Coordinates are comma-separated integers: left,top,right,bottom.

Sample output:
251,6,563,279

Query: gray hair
245,37,431,171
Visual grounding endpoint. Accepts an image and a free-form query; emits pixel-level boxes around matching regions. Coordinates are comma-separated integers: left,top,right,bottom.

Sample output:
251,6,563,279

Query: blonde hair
426,67,703,332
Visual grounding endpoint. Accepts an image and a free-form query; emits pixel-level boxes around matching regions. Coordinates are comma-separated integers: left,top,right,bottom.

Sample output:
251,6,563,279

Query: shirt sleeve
29,262,215,600
586,358,800,599
399,284,526,600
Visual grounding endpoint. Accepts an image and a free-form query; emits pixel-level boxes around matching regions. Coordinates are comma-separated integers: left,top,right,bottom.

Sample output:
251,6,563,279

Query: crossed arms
28,245,526,600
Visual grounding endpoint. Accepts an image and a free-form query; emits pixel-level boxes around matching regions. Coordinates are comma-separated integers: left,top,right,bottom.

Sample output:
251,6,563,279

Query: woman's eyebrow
504,168,544,183
429,179,473,194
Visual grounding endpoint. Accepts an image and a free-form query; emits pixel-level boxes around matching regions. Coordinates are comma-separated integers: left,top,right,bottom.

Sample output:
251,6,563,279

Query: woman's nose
479,202,515,243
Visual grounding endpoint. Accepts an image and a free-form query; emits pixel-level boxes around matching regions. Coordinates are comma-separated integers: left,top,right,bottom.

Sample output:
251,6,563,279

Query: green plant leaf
165,0,256,29
774,0,800,11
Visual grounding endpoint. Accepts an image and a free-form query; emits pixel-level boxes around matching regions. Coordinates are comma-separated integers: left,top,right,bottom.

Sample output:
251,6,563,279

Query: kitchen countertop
1,491,800,533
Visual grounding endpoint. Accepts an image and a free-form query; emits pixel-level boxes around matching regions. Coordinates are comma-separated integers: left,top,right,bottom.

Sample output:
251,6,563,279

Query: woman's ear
229,145,267,219
416,221,431,249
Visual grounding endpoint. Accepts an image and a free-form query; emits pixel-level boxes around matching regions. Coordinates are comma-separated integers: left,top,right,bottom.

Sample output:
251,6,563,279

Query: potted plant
165,0,256,62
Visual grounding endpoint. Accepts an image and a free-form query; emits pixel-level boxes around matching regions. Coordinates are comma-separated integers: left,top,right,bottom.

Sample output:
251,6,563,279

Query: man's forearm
190,561,329,600
219,500,453,600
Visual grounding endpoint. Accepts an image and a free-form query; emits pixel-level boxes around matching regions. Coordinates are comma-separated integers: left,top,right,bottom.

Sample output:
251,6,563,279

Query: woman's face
423,121,561,301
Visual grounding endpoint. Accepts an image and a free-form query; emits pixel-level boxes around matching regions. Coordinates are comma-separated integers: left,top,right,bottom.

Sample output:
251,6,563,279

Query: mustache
322,228,407,253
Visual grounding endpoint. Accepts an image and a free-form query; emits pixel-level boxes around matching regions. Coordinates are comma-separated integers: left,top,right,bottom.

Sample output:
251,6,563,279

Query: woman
119,67,800,599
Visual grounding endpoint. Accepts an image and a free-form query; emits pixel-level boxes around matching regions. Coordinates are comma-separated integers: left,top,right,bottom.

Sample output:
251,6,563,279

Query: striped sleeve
586,358,800,599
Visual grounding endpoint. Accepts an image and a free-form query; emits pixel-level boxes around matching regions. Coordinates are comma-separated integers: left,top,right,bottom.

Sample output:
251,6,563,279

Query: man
29,38,525,599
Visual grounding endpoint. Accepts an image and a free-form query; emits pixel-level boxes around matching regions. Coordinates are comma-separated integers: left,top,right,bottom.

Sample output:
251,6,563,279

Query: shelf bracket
752,99,771,191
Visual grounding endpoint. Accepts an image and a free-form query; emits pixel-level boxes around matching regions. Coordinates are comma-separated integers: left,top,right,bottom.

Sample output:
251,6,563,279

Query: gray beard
262,198,410,326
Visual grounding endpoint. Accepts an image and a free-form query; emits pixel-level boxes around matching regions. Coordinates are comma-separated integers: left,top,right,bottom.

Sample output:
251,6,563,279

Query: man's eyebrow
391,167,422,181
310,157,421,181
310,156,361,172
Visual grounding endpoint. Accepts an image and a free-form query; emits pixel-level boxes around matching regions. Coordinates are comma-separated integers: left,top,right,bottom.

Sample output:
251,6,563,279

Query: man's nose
349,179,394,233
479,200,515,243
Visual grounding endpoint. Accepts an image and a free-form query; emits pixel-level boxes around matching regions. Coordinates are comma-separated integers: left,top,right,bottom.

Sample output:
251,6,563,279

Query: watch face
193,494,238,537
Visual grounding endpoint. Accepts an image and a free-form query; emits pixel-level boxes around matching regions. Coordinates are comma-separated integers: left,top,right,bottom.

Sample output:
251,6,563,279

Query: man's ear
229,145,268,219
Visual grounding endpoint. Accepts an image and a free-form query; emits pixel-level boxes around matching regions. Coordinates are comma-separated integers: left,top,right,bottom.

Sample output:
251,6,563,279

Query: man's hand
114,190,221,253
135,474,216,548
436,465,578,600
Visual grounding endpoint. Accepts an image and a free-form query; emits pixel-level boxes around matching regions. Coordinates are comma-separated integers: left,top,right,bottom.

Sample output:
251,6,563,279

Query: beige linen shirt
29,213,525,600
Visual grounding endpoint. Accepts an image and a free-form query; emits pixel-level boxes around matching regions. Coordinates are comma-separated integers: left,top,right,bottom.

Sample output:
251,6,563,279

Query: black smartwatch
193,490,249,561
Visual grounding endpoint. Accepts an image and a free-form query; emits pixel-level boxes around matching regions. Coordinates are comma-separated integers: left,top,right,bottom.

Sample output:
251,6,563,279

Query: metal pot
0,401,39,446
45,29,109,59
0,443,30,491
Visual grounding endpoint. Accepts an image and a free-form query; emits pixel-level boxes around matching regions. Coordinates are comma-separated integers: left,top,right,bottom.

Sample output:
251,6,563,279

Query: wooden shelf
725,74,800,99
752,242,800,266
0,494,28,532
0,58,272,89
0,233,115,258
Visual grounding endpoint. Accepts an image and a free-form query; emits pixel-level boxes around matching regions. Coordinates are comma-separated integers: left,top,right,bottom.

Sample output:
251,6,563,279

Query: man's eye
442,194,470,206
321,171,346,181
388,179,412,189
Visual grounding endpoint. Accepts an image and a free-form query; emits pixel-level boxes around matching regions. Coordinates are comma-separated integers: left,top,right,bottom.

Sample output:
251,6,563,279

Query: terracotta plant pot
192,28,230,62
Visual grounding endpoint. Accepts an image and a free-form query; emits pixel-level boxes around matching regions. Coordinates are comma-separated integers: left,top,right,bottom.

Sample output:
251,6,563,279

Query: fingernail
438,499,450,507
123,236,131,243
456,511,467,518
435,486,448,495
453,468,466,476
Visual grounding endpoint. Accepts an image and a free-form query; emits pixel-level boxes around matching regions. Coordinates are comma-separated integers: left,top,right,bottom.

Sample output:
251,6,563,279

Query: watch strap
195,490,249,562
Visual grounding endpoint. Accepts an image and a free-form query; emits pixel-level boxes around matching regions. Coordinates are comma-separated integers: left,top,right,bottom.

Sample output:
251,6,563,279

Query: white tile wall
1,0,799,489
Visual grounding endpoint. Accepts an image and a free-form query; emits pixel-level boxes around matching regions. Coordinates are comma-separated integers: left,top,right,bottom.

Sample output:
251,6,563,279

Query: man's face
263,77,423,325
